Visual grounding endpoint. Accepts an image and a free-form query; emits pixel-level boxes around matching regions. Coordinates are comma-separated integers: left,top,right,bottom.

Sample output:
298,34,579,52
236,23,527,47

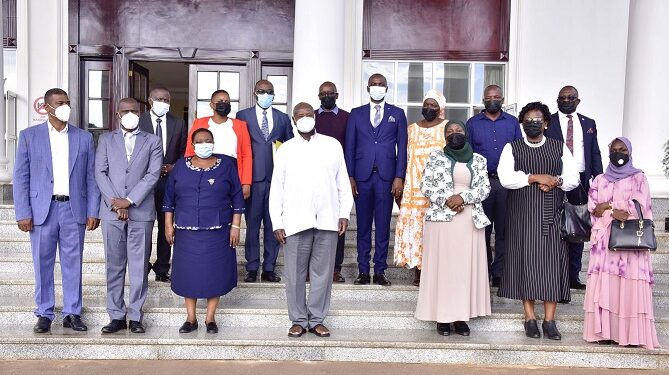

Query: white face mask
194,142,214,159
151,101,170,117
120,112,140,130
51,104,71,122
369,86,387,101
295,116,316,133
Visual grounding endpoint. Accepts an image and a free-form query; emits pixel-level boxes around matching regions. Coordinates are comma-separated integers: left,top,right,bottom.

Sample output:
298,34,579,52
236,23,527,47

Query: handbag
559,185,592,243
608,199,656,251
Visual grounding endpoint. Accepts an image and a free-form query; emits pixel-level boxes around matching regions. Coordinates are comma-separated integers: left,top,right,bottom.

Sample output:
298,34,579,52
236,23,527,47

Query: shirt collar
256,105,272,114
296,130,318,142
475,110,510,121
318,105,339,115
48,119,68,134
123,128,140,137
370,100,385,109
558,111,576,119
150,111,165,122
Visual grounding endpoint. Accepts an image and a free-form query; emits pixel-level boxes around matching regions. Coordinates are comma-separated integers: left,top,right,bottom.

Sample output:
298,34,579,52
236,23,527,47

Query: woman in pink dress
583,136,659,349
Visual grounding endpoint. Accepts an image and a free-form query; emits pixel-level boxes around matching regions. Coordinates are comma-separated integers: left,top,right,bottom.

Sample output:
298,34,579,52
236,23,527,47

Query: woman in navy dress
163,128,244,334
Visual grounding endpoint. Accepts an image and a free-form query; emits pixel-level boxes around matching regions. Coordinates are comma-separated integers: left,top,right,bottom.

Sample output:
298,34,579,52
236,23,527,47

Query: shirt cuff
125,197,135,206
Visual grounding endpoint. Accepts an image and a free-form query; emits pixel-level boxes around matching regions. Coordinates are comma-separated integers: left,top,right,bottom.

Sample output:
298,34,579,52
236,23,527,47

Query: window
81,60,113,142
195,71,241,119
362,61,507,124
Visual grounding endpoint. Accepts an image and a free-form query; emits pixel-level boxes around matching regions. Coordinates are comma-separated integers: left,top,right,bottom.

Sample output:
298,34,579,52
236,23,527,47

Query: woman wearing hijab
583,137,659,349
394,90,448,286
415,120,491,336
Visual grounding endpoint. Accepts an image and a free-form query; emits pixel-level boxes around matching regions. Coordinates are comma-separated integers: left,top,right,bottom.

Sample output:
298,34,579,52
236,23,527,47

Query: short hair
368,73,387,85
319,81,337,93
518,102,551,123
560,85,579,97
117,97,139,110
44,88,68,104
292,102,314,117
210,89,230,101
483,85,503,97
191,127,214,143
149,86,170,98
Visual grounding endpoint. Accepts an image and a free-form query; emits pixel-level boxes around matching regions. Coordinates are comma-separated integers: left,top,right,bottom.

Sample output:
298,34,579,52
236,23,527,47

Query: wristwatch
556,176,563,187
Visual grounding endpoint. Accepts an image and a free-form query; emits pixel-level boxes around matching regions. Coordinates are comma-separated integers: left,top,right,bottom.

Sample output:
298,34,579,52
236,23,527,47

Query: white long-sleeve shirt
269,132,353,237
497,137,579,191
48,120,69,196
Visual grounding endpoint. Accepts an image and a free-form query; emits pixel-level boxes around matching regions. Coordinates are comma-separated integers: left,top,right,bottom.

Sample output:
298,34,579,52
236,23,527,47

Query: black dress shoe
354,273,370,285
179,320,198,333
453,321,470,336
373,274,391,286
101,319,128,334
63,314,87,331
244,271,258,282
570,280,587,290
129,320,145,333
206,321,218,334
33,316,52,334
542,320,562,340
155,273,170,282
261,271,281,282
491,277,501,288
436,322,451,336
524,319,541,339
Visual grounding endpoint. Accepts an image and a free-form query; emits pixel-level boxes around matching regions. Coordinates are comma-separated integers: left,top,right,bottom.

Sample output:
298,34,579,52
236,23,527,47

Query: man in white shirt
269,102,353,338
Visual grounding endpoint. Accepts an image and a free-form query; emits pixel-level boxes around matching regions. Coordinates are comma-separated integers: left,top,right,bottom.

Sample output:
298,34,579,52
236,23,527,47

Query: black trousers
334,232,345,272
483,177,508,279
151,177,171,275
566,172,590,282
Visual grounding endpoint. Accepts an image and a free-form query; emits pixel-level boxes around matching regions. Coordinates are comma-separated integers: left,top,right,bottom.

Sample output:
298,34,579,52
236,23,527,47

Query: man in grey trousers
95,98,163,334
269,102,353,338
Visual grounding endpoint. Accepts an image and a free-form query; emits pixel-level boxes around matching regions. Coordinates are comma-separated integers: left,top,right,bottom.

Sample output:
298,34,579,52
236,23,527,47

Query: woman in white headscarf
394,90,448,286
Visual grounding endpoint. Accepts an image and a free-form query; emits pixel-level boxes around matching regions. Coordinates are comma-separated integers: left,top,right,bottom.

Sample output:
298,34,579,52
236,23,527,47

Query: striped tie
373,105,381,128
566,114,574,154
261,110,270,140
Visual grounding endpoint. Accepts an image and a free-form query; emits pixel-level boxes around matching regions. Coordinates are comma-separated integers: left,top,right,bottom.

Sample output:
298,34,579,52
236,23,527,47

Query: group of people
13,73,659,349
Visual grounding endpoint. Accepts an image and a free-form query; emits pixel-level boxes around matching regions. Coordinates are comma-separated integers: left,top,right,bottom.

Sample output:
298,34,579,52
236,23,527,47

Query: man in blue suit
545,85,603,290
345,73,408,286
13,88,101,333
236,79,294,283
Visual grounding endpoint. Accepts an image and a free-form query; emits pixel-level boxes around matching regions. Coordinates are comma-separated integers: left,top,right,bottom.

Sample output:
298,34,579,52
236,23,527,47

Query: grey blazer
95,129,163,222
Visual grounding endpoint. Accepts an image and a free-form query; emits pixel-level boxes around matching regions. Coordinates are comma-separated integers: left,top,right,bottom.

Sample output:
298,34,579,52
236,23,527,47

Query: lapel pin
208,178,215,185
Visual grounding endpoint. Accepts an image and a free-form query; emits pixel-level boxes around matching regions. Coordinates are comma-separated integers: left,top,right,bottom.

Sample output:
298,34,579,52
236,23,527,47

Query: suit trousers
566,173,590,282
334,232,345,272
244,180,280,272
482,177,508,279
102,219,153,322
152,177,171,275
29,200,86,320
355,172,393,275
284,228,338,328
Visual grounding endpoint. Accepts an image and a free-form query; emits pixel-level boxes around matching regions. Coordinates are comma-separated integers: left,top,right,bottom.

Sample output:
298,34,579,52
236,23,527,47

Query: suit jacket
345,103,408,182
94,129,163,221
235,106,294,182
13,122,100,225
138,112,187,166
545,112,603,183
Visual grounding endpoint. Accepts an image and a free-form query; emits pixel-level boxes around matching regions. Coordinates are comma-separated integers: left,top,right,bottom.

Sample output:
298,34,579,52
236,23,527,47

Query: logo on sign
33,97,47,115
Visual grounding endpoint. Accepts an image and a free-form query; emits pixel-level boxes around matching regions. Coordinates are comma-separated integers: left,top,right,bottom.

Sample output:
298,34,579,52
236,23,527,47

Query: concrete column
0,2,9,183
622,0,669,196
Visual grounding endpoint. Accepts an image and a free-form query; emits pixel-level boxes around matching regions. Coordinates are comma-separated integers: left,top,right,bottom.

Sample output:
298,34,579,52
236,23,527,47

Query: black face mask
523,120,544,138
320,96,336,110
558,101,577,114
446,132,466,150
609,152,630,167
214,101,231,117
422,107,439,122
484,100,502,113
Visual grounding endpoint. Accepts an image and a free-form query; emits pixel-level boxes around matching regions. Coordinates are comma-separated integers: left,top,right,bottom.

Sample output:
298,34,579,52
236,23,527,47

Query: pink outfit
583,172,660,349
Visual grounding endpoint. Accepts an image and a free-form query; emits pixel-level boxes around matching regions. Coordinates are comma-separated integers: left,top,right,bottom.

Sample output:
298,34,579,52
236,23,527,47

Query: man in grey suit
95,98,163,334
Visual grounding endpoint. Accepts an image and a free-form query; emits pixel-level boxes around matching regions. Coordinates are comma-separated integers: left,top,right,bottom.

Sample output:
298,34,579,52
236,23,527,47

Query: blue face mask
257,93,274,109
193,143,214,159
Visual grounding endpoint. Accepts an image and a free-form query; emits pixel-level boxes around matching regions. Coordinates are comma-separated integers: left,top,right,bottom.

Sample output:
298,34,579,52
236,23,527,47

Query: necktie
373,104,381,128
155,117,163,141
261,110,270,140
124,132,134,161
566,114,574,155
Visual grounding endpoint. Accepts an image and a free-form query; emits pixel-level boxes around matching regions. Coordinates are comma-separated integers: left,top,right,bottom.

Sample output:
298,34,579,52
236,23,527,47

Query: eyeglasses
318,91,337,98
523,118,545,125
557,95,578,101
255,89,275,95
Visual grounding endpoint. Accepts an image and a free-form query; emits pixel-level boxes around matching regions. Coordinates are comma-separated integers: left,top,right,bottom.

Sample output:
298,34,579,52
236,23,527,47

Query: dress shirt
269,133,353,237
317,105,339,115
208,118,238,158
150,111,168,156
497,137,579,191
466,111,522,172
123,128,140,161
558,111,586,172
48,120,69,196
369,100,385,126
255,105,274,135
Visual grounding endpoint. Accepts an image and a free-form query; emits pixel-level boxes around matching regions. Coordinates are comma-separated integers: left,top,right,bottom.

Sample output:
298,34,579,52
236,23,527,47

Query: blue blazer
13,122,100,225
235,106,294,183
345,103,408,182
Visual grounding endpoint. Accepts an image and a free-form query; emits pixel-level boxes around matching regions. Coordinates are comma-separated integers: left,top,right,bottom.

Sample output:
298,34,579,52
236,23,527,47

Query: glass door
262,65,292,115
188,64,248,128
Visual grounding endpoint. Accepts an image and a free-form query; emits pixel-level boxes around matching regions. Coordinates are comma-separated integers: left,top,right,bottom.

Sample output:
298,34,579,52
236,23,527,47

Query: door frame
188,63,250,128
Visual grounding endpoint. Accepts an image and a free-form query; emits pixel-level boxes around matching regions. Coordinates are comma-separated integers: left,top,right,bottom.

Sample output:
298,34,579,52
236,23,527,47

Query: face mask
295,116,316,133
557,101,577,114
484,100,502,113
421,107,438,122
214,101,231,117
609,152,630,167
194,143,214,159
257,93,274,109
120,113,139,130
523,121,544,137
446,132,466,150
369,86,386,101
320,96,336,110
151,101,170,117
50,104,71,122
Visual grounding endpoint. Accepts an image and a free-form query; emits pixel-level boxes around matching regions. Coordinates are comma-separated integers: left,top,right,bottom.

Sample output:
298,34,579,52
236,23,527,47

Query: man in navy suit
13,88,101,333
545,85,603,290
345,73,408,286
236,79,294,283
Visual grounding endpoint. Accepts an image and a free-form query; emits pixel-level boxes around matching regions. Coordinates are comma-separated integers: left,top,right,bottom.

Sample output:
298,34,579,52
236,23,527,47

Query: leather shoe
333,271,345,283
101,319,128,334
129,320,145,333
373,274,392,286
412,268,421,287
491,277,501,288
288,324,306,338
453,321,470,336
570,280,586,290
261,271,281,282
179,320,198,333
63,314,87,331
354,273,370,285
524,319,541,339
436,322,450,336
308,324,330,337
155,273,170,282
542,320,562,340
244,271,258,282
206,321,218,334
33,316,52,334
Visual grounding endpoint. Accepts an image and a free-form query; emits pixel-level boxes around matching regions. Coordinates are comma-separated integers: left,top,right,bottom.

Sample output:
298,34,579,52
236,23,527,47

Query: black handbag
559,185,592,243
608,199,656,251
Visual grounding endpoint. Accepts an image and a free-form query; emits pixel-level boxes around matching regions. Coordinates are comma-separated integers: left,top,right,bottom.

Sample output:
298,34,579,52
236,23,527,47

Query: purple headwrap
603,136,643,182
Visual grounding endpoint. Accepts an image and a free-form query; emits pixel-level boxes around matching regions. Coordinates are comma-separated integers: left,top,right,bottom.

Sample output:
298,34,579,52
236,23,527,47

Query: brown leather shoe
333,271,345,283
308,324,330,337
288,324,306,338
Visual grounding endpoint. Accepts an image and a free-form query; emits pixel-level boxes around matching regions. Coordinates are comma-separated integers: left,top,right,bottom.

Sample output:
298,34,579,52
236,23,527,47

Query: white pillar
622,0,669,197
0,1,10,183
